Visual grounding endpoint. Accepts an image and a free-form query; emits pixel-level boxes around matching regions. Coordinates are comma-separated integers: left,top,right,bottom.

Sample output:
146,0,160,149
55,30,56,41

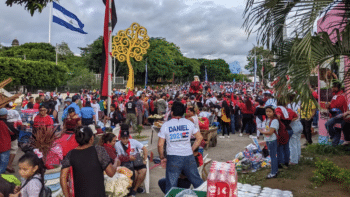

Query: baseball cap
65,98,72,102
0,108,8,116
168,101,174,105
120,130,130,138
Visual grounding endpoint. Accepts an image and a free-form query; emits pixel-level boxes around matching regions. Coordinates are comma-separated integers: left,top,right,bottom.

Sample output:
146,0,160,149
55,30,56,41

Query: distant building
11,39,19,47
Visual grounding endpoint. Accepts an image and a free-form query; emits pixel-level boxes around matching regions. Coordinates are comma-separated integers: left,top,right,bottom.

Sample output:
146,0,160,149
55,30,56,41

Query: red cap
168,101,174,105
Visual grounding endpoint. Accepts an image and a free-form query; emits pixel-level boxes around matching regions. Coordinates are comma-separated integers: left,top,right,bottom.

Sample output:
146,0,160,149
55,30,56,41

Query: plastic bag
246,143,258,152
235,152,244,160
175,189,198,197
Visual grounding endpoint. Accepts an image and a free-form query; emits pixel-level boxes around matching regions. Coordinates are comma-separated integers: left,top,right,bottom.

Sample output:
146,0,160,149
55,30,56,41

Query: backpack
269,118,289,145
21,177,52,197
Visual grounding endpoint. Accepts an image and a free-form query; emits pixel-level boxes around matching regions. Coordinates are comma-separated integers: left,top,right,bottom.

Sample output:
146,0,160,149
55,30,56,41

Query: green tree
245,46,274,85
57,42,74,61
5,0,52,16
144,37,182,83
243,0,350,104
80,36,103,73
0,43,56,61
66,68,100,92
0,57,69,87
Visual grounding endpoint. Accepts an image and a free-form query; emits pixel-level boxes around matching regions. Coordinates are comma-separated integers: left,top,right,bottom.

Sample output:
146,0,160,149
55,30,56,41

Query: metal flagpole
254,47,257,91
107,0,112,115
114,57,116,84
55,43,58,65
48,2,53,43
145,59,148,89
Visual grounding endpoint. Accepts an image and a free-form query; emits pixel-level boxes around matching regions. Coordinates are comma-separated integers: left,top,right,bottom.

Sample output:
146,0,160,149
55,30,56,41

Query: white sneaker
249,135,253,138
239,133,243,137
227,136,230,138
219,136,225,139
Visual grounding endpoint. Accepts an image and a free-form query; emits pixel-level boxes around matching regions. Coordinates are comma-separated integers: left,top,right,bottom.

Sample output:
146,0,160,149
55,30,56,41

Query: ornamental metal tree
112,22,150,91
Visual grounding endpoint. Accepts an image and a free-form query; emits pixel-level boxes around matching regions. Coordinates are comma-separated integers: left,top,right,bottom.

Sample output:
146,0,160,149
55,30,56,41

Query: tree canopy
80,36,242,84
5,0,52,16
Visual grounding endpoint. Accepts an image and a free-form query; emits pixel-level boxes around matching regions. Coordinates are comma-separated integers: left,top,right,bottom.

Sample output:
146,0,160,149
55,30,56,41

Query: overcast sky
0,0,256,73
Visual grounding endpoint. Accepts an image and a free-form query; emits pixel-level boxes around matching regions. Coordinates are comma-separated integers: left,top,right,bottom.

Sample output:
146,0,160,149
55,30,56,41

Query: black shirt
126,101,136,114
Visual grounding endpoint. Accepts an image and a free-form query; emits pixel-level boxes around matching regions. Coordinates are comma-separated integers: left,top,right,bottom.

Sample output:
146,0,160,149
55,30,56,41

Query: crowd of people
0,76,349,197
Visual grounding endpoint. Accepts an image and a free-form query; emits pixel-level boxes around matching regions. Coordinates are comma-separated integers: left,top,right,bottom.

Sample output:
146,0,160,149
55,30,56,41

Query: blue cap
0,108,8,116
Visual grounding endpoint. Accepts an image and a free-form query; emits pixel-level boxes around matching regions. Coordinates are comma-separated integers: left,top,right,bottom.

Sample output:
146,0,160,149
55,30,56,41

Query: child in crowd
260,105,279,179
9,151,46,197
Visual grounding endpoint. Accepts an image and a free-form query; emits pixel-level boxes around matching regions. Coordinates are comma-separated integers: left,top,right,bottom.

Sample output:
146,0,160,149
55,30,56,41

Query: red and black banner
101,0,117,96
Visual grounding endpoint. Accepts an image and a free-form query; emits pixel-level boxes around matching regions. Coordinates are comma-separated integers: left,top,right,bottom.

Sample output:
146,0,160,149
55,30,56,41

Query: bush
311,159,350,191
0,57,69,87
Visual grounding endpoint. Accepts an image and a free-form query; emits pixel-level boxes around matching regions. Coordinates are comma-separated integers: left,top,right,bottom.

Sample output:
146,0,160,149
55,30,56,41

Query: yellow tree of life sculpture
112,22,150,91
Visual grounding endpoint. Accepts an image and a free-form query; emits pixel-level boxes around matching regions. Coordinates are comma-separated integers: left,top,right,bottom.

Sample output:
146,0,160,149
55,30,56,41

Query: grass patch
133,135,149,139
304,144,350,156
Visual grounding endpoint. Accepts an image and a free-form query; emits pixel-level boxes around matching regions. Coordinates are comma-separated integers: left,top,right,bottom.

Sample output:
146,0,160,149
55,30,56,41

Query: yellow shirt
301,100,316,120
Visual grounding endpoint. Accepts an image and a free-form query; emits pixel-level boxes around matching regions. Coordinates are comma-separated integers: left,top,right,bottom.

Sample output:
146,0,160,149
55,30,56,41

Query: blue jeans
325,117,344,146
312,110,319,127
165,155,203,193
230,114,235,134
0,150,10,174
266,140,278,175
277,130,293,165
158,177,192,194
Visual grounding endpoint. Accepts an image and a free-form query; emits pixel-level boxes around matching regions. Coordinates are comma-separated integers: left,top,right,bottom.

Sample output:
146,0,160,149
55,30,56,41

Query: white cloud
0,0,256,74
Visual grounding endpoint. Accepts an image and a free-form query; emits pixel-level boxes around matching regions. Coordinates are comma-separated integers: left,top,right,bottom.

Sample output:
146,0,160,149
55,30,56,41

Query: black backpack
21,177,52,197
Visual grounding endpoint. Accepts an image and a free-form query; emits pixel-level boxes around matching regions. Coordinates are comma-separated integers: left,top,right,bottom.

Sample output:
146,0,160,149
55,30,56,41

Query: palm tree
243,0,350,104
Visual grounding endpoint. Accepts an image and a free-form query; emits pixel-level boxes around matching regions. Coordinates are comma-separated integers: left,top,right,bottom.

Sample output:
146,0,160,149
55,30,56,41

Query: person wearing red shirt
325,82,348,146
240,97,256,137
0,108,12,174
33,97,41,109
275,101,298,168
33,105,54,130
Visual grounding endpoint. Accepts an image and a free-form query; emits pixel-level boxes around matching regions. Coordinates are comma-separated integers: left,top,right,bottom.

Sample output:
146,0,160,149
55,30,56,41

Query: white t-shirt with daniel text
158,118,199,156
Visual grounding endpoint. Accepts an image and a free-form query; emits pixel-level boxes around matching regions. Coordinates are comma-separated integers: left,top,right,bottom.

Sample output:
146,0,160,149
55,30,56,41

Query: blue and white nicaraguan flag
52,2,87,34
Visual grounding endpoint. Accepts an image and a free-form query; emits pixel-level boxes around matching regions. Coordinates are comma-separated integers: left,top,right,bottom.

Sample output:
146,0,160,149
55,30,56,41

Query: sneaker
128,190,137,197
266,173,277,179
342,141,350,146
226,136,230,138
219,136,225,139
137,187,145,193
239,133,243,137
249,135,253,138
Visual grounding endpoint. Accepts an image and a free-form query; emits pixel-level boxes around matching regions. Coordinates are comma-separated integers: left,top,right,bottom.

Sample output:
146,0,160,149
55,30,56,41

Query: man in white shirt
158,101,204,193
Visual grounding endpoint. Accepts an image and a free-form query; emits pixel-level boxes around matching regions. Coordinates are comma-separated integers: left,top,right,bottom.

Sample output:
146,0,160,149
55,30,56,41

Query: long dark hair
245,97,252,110
99,133,116,145
18,151,46,184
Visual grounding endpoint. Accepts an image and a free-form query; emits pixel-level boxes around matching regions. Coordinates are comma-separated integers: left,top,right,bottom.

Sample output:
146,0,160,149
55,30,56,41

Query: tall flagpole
254,47,257,91
48,2,53,43
55,43,58,65
145,58,148,89
107,0,112,115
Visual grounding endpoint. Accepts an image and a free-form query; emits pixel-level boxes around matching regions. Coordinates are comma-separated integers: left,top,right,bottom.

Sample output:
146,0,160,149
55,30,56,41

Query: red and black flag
101,0,117,96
